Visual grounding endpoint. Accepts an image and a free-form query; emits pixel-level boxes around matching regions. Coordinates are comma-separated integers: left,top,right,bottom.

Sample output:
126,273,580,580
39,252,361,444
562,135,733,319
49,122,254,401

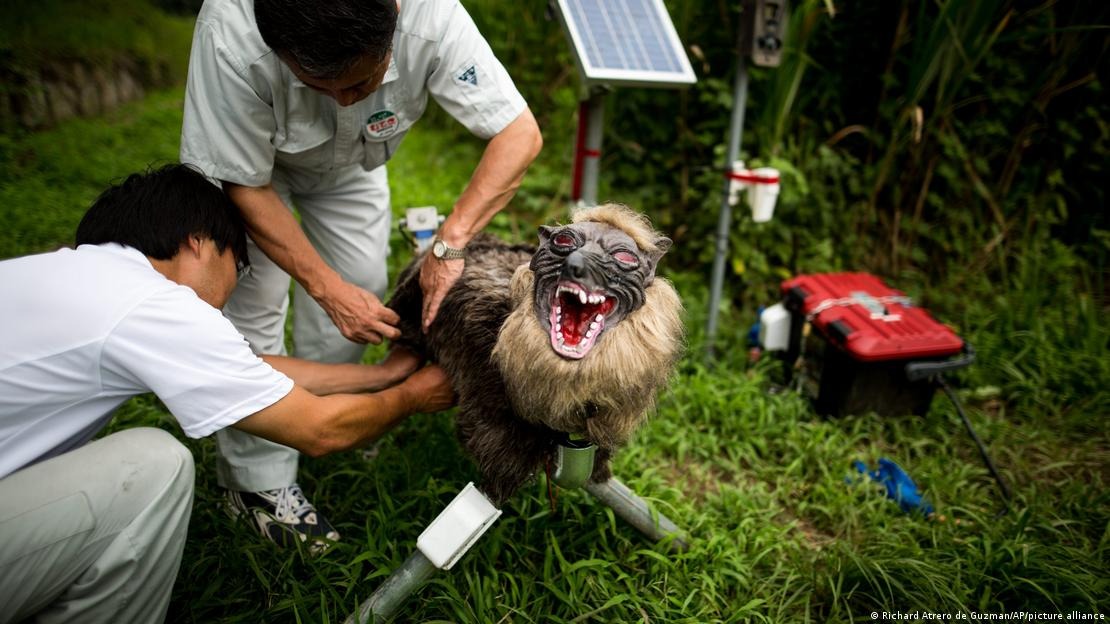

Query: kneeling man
0,164,454,623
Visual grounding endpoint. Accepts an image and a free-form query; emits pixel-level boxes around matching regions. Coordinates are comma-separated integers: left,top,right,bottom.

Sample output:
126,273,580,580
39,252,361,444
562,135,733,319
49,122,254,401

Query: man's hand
400,364,456,413
416,109,541,330
224,182,402,344
419,257,465,332
378,347,422,385
317,279,401,344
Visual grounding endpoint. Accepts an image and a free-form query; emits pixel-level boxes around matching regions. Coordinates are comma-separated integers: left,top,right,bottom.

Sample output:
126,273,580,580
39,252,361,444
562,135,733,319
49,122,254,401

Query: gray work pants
0,428,195,624
215,164,391,492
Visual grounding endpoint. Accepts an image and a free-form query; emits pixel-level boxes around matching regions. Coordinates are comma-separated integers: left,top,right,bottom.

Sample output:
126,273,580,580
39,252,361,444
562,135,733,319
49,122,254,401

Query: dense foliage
464,1,1108,289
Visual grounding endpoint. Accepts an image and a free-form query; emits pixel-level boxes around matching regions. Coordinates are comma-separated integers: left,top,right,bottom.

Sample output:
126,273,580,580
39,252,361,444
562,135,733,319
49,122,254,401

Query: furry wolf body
388,205,683,504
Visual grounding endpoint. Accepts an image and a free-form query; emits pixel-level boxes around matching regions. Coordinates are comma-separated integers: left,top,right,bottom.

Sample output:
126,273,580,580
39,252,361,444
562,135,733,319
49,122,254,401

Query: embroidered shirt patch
456,65,478,86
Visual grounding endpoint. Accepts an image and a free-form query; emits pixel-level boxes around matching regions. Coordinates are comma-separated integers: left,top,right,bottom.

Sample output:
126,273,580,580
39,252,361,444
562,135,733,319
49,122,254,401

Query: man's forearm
438,107,543,248
313,365,452,454
312,387,416,454
232,366,453,457
234,385,416,457
262,355,401,395
224,182,340,299
225,181,400,344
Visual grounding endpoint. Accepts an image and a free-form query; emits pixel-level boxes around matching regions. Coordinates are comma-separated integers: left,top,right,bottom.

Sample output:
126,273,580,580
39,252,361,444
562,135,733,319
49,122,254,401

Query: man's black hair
75,163,249,265
254,0,398,79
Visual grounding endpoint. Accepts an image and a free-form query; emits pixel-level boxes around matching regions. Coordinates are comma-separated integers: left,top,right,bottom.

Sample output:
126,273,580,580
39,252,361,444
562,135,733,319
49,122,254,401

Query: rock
94,65,120,112
0,57,153,130
44,78,78,125
74,63,103,117
16,76,49,129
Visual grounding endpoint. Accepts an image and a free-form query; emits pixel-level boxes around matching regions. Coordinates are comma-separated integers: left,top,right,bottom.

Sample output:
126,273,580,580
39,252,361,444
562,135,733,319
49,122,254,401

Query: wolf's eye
612,250,639,266
552,232,576,249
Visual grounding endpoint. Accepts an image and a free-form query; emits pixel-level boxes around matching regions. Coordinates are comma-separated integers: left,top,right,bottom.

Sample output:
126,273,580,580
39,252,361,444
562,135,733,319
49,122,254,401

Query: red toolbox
780,273,973,417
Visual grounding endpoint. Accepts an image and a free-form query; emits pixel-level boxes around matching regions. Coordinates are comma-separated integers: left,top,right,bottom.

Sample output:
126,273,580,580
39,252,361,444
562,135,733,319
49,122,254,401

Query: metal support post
344,550,438,624
572,89,607,208
585,477,689,552
705,24,752,360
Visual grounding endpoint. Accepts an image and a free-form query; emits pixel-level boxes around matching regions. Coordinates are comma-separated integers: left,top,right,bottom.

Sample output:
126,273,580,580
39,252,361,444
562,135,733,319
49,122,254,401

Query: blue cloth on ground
851,458,934,515
747,306,764,347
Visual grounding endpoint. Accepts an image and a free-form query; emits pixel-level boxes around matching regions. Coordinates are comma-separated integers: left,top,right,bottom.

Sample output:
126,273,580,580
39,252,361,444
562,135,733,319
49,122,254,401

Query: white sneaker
225,483,340,553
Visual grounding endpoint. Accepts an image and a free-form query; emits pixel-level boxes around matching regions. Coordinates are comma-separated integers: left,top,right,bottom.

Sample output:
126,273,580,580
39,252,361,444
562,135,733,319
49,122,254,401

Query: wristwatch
431,237,466,260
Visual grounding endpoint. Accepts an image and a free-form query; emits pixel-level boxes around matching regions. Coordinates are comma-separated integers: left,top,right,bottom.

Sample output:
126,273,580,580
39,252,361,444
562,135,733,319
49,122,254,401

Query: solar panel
553,0,697,87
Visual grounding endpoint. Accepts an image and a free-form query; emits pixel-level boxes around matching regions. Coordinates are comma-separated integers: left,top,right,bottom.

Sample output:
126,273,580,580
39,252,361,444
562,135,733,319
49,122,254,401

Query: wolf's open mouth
548,280,616,359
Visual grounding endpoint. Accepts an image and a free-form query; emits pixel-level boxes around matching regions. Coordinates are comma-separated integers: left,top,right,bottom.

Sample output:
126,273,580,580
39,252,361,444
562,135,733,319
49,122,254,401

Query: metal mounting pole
705,21,752,361
573,88,607,208
585,477,689,551
344,550,437,624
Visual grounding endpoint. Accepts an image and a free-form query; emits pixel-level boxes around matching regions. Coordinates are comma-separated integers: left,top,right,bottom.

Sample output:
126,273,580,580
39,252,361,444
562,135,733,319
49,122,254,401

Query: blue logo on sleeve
457,65,478,86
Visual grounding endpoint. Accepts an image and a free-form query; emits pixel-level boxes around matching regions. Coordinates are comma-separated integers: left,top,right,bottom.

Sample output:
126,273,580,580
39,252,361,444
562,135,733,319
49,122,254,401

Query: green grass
0,0,195,77
2,88,1107,622
0,89,188,257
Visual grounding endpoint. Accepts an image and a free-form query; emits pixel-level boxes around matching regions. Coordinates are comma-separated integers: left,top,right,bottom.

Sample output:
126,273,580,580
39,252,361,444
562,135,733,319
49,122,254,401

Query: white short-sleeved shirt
180,0,528,187
0,244,294,479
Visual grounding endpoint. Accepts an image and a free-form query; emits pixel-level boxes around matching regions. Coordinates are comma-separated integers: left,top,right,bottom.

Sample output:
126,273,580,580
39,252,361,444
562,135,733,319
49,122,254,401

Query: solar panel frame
553,0,697,88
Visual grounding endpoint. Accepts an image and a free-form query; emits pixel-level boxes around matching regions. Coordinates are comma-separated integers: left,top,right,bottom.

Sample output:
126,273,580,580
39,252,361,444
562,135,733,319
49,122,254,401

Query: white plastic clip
416,482,501,570
403,206,442,252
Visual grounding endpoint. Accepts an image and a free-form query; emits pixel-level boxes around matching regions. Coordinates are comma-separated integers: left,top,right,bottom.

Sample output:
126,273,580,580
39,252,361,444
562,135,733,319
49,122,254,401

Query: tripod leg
344,550,437,624
344,483,501,624
938,378,1013,511
585,477,689,552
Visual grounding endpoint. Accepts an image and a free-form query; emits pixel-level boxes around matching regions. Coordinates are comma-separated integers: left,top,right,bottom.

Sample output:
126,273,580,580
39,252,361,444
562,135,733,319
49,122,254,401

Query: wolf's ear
651,236,673,261
537,225,554,247
643,236,672,278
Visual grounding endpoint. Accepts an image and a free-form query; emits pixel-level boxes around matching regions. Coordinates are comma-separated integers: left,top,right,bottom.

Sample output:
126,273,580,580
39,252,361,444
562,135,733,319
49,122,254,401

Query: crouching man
0,164,454,623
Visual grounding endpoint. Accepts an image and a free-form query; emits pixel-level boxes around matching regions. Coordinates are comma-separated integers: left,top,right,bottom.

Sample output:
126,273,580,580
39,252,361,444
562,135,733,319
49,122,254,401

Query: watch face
433,240,445,257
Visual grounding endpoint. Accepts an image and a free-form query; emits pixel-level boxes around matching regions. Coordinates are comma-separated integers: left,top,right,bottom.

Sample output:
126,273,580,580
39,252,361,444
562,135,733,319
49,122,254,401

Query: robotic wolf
389,204,683,504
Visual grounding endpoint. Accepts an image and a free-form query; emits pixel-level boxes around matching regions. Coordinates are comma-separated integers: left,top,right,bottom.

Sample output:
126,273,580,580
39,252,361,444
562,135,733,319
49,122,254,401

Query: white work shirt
180,0,528,186
0,244,294,479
